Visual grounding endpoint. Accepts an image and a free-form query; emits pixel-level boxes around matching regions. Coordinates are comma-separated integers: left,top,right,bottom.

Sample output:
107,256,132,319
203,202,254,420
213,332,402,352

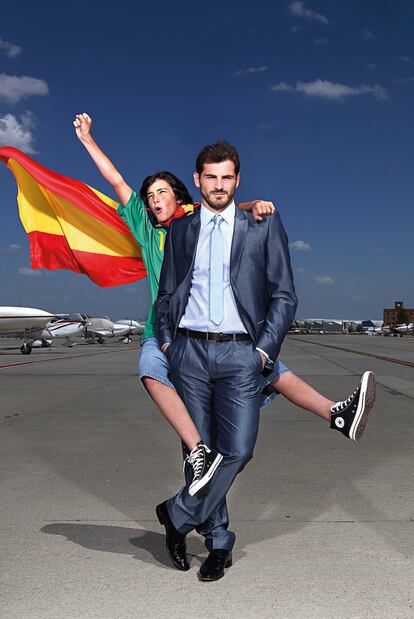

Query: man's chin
206,197,231,210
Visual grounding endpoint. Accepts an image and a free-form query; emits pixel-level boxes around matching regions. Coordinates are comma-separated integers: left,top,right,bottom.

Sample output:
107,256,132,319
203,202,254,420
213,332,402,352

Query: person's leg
138,337,202,451
272,371,333,421
261,360,376,441
142,377,201,451
167,338,261,551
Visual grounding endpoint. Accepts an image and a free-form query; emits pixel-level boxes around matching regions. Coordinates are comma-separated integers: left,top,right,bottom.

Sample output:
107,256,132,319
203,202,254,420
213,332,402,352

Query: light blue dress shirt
179,201,247,333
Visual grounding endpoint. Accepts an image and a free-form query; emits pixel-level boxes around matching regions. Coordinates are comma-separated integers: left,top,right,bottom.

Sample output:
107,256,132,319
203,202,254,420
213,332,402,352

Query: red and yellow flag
0,147,146,286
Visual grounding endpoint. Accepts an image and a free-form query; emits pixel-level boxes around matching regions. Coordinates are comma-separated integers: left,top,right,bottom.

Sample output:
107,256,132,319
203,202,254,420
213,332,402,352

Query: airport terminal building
383,300,414,326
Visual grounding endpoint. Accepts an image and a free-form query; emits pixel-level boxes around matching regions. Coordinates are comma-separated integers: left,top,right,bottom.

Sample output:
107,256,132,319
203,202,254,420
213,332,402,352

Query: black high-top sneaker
330,371,376,441
185,443,223,496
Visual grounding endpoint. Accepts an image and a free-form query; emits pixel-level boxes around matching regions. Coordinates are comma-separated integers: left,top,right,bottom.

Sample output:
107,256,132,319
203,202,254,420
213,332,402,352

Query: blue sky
0,0,413,320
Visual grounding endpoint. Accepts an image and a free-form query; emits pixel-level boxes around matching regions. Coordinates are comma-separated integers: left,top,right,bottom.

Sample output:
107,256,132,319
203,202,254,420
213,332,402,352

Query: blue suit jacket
156,207,298,363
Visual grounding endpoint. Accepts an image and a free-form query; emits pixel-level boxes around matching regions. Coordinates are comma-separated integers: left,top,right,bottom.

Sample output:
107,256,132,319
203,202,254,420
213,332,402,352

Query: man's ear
193,171,200,188
236,173,240,189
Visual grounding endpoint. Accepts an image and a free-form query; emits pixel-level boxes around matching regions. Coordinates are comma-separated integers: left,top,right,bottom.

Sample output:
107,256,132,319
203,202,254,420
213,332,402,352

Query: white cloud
270,79,388,101
314,275,334,285
233,66,268,76
296,267,306,272
18,267,42,277
366,63,376,70
7,244,22,253
0,73,48,104
0,112,38,154
288,1,329,25
362,29,375,40
315,38,329,45
0,37,23,58
289,240,311,251
297,80,388,100
270,82,294,92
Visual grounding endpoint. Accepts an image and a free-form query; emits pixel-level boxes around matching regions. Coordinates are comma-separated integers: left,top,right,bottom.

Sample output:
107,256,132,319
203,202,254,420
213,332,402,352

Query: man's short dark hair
139,171,193,208
196,141,240,175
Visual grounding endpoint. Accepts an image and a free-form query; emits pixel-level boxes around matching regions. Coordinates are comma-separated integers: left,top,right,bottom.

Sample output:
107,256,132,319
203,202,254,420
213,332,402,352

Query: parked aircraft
47,316,87,346
0,308,146,352
0,306,56,353
395,322,414,335
116,319,145,335
82,315,145,344
115,319,145,342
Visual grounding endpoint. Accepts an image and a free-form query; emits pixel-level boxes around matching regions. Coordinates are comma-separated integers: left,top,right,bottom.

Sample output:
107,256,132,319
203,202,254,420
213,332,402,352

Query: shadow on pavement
41,523,183,569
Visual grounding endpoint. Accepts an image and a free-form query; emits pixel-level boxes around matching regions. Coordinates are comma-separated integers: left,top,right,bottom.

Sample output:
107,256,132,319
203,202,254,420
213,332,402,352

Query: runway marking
290,337,414,369
0,346,138,370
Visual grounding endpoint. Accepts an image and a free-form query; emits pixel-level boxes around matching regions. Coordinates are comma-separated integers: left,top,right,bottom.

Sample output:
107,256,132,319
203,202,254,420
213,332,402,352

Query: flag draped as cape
0,147,146,286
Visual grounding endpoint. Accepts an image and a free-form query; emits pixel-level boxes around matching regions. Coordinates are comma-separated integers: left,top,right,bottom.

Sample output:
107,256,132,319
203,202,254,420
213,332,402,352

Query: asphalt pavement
1,334,413,618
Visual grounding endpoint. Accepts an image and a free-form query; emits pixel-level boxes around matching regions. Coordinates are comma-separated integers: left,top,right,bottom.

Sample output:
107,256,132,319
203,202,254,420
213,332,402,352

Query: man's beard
201,189,235,211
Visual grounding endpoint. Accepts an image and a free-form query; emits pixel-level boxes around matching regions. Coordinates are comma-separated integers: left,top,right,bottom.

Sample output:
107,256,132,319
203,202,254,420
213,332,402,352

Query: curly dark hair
139,171,193,208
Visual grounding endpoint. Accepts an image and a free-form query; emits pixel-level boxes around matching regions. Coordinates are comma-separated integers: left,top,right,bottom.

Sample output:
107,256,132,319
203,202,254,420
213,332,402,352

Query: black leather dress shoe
156,501,190,571
198,549,233,582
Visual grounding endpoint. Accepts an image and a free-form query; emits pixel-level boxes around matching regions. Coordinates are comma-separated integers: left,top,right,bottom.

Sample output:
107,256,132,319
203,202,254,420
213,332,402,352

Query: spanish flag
0,147,145,286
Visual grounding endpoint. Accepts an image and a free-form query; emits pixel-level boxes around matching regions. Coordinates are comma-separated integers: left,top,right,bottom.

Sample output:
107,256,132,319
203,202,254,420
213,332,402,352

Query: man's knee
228,449,254,470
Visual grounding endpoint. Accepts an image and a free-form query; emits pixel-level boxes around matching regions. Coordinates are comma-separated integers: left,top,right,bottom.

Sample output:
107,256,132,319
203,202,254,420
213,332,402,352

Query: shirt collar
200,201,236,227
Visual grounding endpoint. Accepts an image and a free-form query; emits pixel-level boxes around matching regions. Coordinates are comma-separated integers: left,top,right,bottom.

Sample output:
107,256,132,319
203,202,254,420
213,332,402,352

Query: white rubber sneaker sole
350,371,376,441
188,453,223,496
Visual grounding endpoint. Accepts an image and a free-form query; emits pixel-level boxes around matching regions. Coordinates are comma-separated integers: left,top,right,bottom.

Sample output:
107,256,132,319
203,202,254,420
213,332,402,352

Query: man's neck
201,199,234,213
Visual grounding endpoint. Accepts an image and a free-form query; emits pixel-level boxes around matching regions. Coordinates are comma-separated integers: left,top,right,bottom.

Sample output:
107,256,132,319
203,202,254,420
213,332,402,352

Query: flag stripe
0,146,134,238
1,147,147,287
29,231,145,286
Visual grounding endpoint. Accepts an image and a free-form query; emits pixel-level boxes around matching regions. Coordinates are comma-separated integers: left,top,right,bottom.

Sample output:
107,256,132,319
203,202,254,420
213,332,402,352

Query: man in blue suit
156,140,297,581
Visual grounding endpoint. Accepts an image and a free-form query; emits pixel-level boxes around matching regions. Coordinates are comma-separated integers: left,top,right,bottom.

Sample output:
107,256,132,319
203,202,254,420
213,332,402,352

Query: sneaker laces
183,443,210,480
331,386,360,413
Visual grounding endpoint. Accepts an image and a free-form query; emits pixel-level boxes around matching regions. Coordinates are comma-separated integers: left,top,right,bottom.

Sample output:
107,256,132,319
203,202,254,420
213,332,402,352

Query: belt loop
232,333,236,341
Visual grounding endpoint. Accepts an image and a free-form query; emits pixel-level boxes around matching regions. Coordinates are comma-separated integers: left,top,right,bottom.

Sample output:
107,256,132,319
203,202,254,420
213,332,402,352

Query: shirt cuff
256,347,273,365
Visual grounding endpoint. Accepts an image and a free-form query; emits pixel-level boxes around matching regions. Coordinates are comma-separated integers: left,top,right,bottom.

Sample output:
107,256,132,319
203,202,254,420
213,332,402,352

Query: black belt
177,328,251,342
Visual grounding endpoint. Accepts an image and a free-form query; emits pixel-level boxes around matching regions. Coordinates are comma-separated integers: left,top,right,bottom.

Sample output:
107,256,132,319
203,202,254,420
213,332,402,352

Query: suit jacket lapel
230,208,248,280
173,211,201,333
183,210,201,277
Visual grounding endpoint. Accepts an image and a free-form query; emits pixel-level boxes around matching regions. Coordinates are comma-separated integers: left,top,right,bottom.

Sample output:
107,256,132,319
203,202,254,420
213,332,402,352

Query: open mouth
155,207,163,215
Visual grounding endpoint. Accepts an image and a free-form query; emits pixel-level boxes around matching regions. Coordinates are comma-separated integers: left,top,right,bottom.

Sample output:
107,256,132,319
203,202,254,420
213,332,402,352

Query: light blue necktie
209,215,224,326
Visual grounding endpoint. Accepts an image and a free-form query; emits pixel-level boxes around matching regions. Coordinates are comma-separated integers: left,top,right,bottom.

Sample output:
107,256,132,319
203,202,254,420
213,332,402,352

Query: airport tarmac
1,334,413,618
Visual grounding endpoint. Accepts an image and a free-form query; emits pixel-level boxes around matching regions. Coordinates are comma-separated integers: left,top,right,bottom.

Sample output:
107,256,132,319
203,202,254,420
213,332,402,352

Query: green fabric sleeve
117,191,154,248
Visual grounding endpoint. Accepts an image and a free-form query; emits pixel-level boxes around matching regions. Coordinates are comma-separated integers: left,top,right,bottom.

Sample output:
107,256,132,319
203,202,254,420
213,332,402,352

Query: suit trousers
166,334,263,551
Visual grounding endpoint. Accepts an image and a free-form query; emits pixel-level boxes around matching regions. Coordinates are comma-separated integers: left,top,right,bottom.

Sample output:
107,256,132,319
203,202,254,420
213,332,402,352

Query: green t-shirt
117,192,166,340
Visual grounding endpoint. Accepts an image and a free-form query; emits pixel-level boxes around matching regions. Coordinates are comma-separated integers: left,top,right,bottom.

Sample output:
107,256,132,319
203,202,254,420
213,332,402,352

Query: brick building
383,301,414,326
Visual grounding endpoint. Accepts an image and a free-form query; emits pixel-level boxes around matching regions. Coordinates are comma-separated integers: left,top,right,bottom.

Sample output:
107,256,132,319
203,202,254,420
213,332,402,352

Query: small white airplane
81,315,145,344
47,314,87,346
395,322,414,335
116,318,145,334
81,315,116,344
0,306,56,354
115,318,145,342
